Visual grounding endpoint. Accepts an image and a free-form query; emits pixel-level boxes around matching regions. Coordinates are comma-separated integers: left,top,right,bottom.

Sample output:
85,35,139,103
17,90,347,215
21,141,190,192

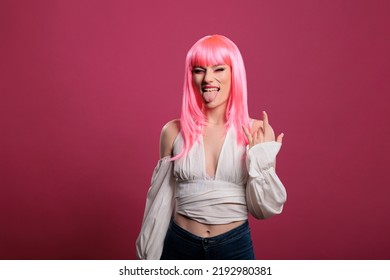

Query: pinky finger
276,133,284,143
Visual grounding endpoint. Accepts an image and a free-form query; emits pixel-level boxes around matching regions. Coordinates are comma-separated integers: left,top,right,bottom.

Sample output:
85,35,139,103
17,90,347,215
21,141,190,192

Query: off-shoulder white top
136,125,286,259
173,125,248,224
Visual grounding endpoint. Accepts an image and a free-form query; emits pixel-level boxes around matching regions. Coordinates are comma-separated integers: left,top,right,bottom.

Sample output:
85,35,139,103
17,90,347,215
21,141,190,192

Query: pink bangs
189,35,233,68
172,35,250,160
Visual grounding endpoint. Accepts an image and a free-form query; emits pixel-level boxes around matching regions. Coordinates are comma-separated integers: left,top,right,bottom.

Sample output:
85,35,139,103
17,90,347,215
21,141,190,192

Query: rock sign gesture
242,111,284,149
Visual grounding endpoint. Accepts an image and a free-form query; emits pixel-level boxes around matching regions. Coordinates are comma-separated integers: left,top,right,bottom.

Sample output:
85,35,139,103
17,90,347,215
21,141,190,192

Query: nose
203,68,214,83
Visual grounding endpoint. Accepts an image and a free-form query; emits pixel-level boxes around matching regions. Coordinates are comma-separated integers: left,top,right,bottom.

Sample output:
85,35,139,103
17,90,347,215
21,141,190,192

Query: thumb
276,133,284,143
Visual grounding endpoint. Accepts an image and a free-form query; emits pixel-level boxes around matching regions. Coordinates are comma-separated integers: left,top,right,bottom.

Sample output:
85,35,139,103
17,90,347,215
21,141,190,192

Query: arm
246,141,286,219
135,120,180,259
136,158,175,259
243,112,287,219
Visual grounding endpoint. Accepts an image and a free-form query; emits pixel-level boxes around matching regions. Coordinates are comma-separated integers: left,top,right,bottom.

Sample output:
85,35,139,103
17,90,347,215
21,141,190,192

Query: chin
203,101,226,109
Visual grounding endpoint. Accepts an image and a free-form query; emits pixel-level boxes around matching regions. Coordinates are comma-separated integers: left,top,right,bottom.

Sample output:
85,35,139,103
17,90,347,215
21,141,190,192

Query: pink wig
174,35,250,159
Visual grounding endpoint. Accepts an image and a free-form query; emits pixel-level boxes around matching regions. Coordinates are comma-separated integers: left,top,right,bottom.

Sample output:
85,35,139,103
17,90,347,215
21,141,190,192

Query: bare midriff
174,213,246,238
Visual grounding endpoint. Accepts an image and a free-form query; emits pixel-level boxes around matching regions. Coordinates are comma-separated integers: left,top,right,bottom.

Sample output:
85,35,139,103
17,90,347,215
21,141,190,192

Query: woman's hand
242,111,284,149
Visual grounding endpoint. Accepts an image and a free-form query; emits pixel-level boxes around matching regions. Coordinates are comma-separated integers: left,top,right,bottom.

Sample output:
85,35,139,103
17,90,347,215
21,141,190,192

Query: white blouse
136,126,286,260
173,126,248,224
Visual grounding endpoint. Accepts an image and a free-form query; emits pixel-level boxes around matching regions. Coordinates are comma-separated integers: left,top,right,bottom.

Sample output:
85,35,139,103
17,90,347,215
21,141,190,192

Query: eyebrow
193,65,226,69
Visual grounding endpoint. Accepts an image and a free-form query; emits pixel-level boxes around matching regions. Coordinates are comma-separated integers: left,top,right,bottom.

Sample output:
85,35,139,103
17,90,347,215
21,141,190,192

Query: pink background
1,0,389,259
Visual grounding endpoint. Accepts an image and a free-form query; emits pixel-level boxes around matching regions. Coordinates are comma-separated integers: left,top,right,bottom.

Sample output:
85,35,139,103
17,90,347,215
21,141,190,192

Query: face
192,64,231,109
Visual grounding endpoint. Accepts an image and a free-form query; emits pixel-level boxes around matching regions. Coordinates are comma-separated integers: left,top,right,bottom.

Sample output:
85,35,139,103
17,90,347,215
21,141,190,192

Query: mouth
201,86,220,103
201,86,220,93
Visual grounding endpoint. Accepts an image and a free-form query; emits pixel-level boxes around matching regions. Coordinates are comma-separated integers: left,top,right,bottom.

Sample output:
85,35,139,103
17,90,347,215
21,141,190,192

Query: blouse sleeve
246,141,287,219
136,157,176,260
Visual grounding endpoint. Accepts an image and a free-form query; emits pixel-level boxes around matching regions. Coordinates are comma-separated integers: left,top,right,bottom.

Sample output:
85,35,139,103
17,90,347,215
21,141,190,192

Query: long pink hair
174,35,250,160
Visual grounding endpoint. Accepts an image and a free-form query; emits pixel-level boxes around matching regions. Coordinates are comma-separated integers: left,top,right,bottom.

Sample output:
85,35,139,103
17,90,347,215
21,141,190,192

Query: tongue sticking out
202,90,219,103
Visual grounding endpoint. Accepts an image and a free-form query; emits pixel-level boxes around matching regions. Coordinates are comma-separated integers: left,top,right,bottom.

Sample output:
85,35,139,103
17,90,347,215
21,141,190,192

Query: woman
136,35,286,260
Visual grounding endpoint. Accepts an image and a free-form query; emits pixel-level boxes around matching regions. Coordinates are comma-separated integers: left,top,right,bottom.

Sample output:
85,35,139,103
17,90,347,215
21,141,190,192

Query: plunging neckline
200,126,231,179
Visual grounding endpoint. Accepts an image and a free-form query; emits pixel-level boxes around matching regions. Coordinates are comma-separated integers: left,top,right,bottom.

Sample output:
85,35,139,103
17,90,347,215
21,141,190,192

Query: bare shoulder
161,119,181,137
160,119,181,158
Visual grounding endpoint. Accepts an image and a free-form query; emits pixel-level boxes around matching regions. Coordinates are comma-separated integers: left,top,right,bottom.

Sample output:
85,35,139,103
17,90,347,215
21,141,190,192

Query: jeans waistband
170,220,249,245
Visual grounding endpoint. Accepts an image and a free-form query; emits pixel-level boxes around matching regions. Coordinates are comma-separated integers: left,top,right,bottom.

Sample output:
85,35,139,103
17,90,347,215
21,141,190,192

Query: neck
202,104,227,126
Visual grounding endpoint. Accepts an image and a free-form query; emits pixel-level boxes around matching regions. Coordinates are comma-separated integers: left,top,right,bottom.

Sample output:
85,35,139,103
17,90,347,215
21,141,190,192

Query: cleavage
202,126,228,178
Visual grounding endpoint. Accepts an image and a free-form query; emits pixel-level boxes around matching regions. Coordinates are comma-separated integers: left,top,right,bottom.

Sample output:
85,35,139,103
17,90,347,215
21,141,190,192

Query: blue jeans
160,220,255,260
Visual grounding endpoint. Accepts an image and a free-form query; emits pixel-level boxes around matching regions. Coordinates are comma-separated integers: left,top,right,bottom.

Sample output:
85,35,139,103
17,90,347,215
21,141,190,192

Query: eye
192,67,205,74
215,67,225,72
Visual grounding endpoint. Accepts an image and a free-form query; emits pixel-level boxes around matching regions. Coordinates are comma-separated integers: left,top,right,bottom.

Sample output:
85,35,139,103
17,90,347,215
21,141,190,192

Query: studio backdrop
1,0,389,259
